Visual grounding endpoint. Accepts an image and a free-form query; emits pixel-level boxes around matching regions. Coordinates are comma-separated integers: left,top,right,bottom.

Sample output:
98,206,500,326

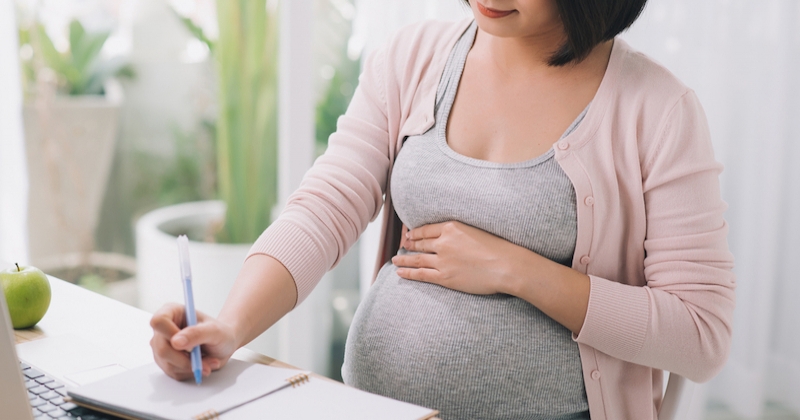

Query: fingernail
405,232,410,238
173,335,187,347
211,360,220,370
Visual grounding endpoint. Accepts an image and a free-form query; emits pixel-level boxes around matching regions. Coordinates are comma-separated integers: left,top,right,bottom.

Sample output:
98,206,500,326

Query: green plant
176,1,359,243
175,1,278,244
132,120,217,211
20,20,133,96
214,1,279,243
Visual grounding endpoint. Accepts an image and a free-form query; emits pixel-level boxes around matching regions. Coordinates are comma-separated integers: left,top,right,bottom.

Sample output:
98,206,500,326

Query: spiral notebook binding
193,409,220,420
190,373,310,419
286,372,310,388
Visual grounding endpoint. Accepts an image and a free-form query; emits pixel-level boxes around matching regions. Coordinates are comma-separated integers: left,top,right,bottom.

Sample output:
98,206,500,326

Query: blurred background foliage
315,37,360,157
48,0,363,254
18,19,134,97
213,0,279,244
131,120,217,209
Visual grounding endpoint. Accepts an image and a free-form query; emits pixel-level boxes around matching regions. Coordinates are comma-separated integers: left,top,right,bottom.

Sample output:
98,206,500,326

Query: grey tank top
342,21,590,420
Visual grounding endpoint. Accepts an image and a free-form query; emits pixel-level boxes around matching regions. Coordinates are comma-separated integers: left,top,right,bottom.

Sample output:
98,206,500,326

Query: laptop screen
0,285,37,420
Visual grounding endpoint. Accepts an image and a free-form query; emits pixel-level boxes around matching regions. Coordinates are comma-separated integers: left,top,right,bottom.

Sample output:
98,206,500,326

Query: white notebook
67,359,438,420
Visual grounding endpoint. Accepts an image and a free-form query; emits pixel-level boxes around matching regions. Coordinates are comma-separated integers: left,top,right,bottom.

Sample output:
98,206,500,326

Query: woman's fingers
406,222,446,240
151,333,192,378
154,340,218,379
150,303,188,380
205,357,223,371
151,303,212,381
150,303,186,334
171,322,223,351
392,252,438,269
406,221,467,252
403,237,439,254
393,253,443,283
396,267,441,283
150,303,237,382
152,328,220,381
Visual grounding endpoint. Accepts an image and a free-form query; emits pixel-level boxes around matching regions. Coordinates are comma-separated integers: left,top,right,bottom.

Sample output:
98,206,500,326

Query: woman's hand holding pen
150,255,298,382
150,304,237,382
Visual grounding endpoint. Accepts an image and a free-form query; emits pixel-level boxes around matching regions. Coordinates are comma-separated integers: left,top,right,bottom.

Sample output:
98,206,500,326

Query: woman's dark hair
463,0,648,66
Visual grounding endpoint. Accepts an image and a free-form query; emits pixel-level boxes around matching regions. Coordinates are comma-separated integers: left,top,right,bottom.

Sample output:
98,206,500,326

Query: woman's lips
476,2,515,18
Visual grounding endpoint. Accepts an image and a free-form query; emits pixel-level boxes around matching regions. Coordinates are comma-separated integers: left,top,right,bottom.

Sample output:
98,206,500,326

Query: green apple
0,263,51,329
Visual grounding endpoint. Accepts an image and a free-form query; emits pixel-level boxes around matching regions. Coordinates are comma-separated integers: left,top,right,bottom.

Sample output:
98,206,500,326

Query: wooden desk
12,276,440,419
13,276,295,371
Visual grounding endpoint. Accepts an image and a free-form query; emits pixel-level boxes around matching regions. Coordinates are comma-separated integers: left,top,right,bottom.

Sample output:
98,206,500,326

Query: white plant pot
136,201,332,373
24,87,122,263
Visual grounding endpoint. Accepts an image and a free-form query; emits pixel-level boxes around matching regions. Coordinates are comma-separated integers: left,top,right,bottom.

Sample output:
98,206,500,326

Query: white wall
624,1,800,417
0,0,30,265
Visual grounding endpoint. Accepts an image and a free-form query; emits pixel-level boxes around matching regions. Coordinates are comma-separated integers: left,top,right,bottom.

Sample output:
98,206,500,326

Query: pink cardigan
248,18,736,420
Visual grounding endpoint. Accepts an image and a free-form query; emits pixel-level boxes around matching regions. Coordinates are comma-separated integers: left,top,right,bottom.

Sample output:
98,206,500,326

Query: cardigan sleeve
246,46,392,306
575,90,736,383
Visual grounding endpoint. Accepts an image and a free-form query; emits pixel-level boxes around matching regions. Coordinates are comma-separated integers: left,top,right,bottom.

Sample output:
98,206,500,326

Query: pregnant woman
150,1,736,419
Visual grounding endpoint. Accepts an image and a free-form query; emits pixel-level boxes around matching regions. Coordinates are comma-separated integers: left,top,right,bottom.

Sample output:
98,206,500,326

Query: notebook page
69,359,302,420
224,376,438,420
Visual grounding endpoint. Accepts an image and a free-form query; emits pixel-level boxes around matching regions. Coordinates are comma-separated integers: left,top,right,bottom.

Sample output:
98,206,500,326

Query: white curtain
351,0,470,55
624,1,800,417
0,0,30,265
356,0,800,418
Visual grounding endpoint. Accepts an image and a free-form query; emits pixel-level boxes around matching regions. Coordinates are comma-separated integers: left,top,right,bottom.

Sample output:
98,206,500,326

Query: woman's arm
502,244,591,335
244,44,392,307
151,43,393,380
149,255,296,381
579,90,735,382
217,255,297,349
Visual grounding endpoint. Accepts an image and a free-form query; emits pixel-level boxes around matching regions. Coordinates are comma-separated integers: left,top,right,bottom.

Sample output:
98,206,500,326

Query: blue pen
177,235,203,385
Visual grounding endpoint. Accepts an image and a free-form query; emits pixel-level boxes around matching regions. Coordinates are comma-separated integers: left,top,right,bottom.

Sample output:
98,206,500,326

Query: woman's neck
472,26,613,79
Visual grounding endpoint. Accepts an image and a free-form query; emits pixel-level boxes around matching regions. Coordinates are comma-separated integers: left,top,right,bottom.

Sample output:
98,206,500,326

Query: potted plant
135,1,332,373
19,18,137,305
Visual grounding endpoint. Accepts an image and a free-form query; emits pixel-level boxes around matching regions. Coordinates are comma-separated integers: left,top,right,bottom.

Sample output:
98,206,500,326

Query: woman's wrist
500,245,591,335
216,313,248,350
497,244,540,296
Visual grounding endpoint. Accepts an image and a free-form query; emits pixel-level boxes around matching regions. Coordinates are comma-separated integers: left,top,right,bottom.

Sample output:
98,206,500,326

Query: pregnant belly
342,262,588,420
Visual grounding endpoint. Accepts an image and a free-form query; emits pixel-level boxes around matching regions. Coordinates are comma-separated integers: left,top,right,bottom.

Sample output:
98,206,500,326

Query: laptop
0,285,119,419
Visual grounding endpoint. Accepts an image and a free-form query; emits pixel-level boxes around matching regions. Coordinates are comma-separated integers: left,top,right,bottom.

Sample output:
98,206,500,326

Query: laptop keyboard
21,362,121,420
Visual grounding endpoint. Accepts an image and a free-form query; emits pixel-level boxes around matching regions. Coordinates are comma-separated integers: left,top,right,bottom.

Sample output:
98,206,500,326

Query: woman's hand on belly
393,221,591,335
392,221,516,295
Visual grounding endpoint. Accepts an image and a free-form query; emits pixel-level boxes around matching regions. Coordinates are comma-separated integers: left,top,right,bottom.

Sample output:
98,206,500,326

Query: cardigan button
580,255,591,265
558,141,570,150
584,196,595,206
591,370,601,380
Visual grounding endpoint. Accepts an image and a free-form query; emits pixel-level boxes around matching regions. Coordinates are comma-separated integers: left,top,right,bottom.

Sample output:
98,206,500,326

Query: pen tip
194,370,202,385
